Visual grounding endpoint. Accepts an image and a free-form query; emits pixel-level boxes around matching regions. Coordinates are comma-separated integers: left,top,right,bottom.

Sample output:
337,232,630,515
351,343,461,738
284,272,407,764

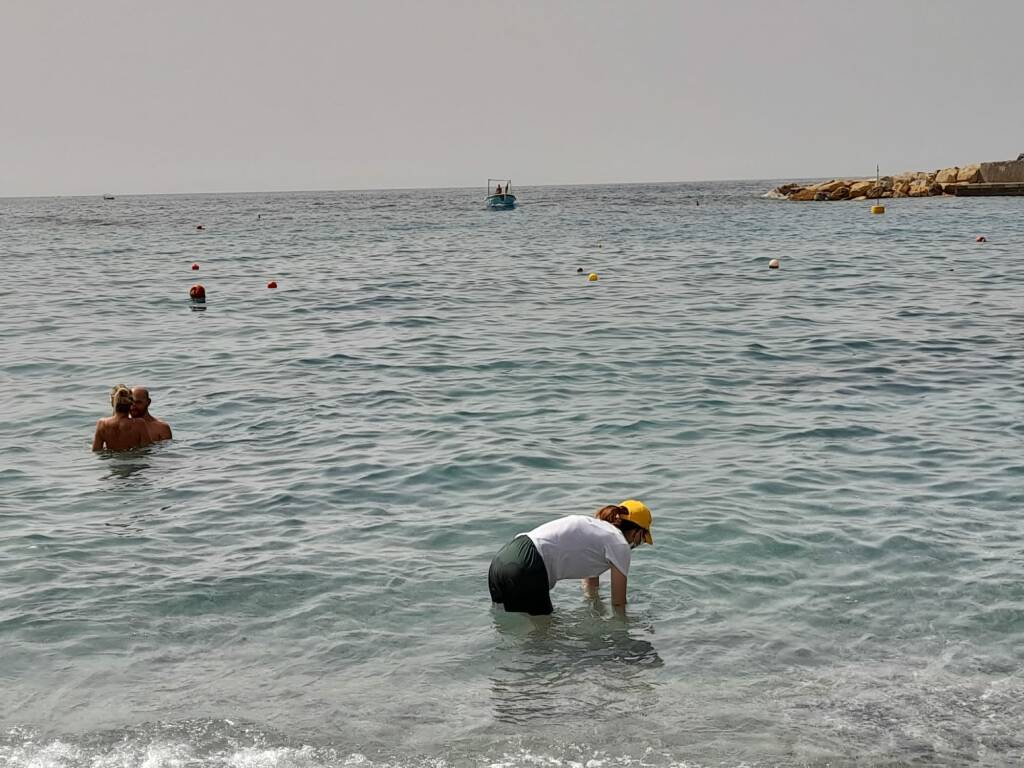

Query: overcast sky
2,0,1022,196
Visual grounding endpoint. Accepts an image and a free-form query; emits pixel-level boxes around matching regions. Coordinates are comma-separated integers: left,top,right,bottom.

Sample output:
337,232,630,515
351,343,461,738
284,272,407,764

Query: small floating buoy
768,259,780,270
267,281,278,289
189,284,206,301
976,235,987,243
587,273,599,282
191,263,199,270
196,224,205,231
576,267,584,273
871,205,885,215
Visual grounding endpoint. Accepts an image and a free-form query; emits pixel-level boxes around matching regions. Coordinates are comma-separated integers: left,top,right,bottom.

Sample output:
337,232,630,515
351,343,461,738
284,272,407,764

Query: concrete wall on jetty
981,159,1024,183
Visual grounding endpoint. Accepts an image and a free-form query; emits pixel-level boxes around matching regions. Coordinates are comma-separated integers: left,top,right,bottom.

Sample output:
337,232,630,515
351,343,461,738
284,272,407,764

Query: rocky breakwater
766,164,984,201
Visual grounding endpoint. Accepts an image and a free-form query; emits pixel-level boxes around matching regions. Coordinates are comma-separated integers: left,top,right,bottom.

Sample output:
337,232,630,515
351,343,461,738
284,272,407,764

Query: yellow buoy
870,164,885,215
587,272,599,282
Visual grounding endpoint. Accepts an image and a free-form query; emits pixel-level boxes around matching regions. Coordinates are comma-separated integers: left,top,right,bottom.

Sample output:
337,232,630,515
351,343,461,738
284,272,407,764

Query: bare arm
91,421,105,451
609,565,627,607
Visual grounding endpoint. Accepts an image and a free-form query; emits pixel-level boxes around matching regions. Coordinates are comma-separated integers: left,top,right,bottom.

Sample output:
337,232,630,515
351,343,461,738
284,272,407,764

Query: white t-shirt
521,515,631,589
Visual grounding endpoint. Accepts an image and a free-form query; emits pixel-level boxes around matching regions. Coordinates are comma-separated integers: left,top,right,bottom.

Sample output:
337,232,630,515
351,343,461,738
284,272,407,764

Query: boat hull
486,194,517,209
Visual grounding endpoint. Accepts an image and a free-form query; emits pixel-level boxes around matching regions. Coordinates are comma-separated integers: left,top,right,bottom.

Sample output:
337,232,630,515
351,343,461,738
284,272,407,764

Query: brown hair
595,504,628,525
110,384,133,414
595,504,643,539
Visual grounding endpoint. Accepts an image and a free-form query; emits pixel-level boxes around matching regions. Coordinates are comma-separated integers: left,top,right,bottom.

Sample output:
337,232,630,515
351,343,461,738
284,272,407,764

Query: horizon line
0,174,840,201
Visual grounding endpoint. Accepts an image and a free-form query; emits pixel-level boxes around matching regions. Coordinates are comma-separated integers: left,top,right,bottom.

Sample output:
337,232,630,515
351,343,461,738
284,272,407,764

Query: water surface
1,182,1022,766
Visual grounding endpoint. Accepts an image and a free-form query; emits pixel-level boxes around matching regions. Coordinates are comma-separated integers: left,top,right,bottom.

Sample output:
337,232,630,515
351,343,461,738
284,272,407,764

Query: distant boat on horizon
485,178,516,210
102,194,116,200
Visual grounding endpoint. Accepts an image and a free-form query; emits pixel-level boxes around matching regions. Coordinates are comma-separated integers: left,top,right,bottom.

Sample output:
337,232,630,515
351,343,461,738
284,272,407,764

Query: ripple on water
1,185,1023,763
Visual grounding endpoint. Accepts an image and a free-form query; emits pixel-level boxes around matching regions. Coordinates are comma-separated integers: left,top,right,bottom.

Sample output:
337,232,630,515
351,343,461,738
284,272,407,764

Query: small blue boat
486,178,517,209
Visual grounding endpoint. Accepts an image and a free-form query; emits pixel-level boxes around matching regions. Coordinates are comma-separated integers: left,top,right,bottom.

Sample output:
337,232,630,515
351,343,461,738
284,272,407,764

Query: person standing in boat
495,183,503,195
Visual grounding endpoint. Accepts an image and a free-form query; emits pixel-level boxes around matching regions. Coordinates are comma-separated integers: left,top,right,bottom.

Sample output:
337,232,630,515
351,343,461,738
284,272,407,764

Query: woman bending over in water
488,500,653,615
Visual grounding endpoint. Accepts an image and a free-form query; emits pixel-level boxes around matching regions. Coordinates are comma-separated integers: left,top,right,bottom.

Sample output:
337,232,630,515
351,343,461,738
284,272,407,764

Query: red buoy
189,283,206,300
191,263,199,270
267,281,278,289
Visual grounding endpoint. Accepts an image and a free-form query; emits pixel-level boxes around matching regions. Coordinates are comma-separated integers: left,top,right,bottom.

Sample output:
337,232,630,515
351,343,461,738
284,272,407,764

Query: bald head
130,387,151,417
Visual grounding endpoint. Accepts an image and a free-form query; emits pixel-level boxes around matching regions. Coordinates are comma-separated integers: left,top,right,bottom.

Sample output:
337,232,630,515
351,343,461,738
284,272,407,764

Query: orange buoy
191,263,199,270
267,281,278,289
976,235,987,242
189,283,206,301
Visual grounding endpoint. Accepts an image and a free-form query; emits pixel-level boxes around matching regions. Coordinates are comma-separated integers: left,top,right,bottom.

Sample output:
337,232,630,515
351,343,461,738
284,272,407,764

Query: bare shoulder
92,418,109,450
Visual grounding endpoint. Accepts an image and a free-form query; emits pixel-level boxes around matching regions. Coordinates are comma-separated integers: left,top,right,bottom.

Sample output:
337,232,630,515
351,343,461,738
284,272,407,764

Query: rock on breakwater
767,156,1024,200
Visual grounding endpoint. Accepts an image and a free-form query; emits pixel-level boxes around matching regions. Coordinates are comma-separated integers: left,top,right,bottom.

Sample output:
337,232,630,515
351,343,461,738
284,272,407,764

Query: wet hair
110,384,133,414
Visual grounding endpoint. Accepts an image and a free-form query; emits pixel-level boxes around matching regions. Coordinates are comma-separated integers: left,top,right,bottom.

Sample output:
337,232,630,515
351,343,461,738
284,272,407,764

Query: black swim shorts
487,535,553,616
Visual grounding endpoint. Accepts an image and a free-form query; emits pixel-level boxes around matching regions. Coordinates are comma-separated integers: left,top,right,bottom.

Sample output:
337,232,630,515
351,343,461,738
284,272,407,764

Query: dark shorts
488,535,553,616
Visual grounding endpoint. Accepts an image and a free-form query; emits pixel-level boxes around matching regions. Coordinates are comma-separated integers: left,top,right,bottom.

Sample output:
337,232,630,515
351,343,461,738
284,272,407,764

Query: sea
1,181,1022,767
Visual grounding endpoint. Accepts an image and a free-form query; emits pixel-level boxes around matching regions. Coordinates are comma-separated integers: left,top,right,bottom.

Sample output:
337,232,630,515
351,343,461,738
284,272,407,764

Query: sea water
0,182,1022,767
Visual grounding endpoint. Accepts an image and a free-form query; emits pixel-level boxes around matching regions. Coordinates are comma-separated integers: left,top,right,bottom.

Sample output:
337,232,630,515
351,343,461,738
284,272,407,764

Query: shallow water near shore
1,182,1023,766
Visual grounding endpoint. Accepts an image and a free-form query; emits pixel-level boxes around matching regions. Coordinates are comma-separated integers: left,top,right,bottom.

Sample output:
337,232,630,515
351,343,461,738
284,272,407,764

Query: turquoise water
1,182,1022,767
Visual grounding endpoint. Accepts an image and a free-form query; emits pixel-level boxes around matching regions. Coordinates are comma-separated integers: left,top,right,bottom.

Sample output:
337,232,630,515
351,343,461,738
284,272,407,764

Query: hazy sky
2,0,1023,196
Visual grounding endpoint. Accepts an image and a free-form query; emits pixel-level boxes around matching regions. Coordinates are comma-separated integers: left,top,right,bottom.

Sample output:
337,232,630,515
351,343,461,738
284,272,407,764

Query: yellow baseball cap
619,499,653,544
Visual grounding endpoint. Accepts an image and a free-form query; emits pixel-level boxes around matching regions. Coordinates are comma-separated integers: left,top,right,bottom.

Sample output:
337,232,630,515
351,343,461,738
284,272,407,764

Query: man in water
130,386,173,443
92,385,150,451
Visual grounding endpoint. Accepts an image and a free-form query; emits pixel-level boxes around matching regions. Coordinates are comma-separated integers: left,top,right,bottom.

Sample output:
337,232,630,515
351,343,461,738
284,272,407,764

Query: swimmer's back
94,416,148,451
